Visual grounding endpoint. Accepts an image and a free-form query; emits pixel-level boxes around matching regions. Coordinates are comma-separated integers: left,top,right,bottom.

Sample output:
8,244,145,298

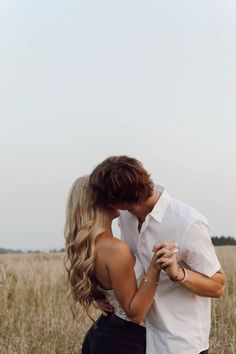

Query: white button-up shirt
119,186,221,354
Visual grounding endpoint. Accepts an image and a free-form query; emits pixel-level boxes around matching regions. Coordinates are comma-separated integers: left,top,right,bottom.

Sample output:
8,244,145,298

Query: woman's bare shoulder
97,234,132,260
111,237,131,251
107,238,134,266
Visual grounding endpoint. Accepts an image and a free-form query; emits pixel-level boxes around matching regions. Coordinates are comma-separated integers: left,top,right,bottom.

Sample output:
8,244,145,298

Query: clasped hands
151,241,179,280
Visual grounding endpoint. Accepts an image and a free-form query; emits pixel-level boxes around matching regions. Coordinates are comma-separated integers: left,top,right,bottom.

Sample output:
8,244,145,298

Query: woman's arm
106,240,175,324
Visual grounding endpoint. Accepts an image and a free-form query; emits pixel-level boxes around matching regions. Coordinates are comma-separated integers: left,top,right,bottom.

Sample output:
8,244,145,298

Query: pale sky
1,0,236,250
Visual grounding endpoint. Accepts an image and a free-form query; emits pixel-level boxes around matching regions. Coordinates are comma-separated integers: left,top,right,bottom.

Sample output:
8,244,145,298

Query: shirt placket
137,216,151,267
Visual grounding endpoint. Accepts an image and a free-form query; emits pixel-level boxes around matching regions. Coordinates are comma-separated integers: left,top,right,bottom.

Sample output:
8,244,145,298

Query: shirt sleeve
181,221,221,277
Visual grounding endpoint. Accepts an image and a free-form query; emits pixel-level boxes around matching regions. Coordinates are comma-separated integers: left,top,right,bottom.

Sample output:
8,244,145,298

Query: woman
64,176,176,354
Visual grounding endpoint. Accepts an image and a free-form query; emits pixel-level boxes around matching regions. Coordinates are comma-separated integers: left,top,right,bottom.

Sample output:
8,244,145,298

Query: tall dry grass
210,246,236,354
0,253,94,354
0,247,235,354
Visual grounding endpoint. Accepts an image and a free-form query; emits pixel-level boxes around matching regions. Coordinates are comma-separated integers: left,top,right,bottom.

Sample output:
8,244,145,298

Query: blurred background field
0,247,235,354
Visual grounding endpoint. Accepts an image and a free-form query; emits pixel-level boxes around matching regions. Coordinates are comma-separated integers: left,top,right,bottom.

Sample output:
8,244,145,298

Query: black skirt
81,314,146,354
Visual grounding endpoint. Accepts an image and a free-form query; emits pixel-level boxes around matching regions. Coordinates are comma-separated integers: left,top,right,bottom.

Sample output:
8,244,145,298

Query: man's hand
94,298,114,315
153,242,179,281
153,242,187,281
152,242,178,275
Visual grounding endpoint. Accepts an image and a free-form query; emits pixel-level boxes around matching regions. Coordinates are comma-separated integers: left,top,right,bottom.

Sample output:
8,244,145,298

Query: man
90,155,225,354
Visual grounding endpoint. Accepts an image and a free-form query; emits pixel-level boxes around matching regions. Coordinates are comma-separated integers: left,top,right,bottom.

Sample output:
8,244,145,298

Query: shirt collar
150,185,171,223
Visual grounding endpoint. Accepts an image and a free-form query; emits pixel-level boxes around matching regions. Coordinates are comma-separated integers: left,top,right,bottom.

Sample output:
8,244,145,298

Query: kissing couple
64,155,225,354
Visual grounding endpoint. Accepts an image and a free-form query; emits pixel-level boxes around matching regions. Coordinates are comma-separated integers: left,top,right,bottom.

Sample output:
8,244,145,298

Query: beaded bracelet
143,276,159,287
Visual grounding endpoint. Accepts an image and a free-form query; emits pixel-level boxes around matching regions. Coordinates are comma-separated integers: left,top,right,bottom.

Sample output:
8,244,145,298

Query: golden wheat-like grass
0,253,94,354
210,247,236,354
0,247,235,354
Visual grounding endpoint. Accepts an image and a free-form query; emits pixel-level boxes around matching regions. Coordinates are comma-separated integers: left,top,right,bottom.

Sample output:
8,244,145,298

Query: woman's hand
152,242,177,274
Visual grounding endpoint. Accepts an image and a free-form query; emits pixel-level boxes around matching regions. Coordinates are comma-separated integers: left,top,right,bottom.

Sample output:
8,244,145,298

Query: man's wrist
170,265,187,283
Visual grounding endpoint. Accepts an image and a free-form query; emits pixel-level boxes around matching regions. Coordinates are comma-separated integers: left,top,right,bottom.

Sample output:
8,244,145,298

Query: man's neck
135,191,160,223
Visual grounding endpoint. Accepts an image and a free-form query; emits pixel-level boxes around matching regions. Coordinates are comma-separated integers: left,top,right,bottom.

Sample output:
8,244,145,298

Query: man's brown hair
90,155,154,206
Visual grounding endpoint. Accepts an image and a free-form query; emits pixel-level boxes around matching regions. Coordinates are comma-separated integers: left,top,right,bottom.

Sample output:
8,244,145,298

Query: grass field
0,247,235,354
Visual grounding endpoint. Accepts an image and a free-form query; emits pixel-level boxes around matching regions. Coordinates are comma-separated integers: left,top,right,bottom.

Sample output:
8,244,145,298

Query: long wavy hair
64,176,110,319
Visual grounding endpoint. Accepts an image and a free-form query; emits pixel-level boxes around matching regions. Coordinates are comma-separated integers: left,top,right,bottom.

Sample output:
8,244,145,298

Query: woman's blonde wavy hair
64,175,110,319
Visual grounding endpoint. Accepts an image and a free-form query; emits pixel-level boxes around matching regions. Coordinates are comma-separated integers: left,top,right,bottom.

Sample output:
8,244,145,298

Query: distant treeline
211,236,236,246
0,248,65,254
1,237,235,254
0,248,23,254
